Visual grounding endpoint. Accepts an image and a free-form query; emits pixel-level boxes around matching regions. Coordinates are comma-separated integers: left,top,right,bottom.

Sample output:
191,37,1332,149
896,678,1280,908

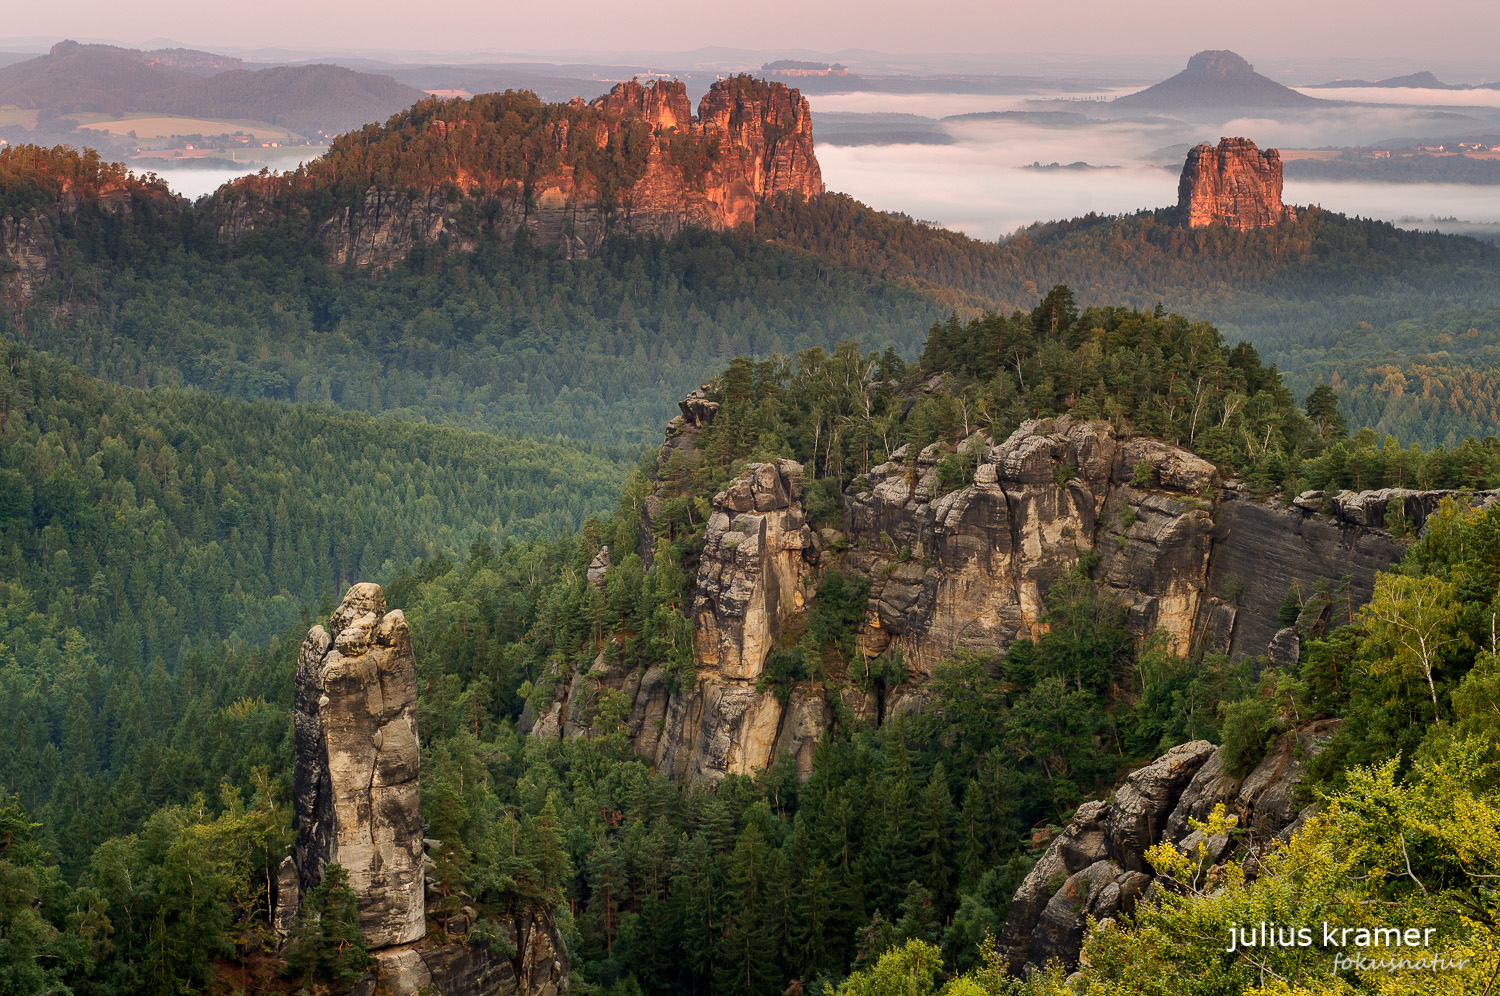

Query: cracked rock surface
294,583,425,949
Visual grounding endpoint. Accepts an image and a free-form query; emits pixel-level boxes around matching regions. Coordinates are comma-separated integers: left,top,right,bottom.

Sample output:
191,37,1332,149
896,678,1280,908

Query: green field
66,111,299,141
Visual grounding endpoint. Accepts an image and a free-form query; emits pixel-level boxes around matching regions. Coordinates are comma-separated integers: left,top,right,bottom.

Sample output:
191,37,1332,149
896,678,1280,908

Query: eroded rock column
293,582,425,948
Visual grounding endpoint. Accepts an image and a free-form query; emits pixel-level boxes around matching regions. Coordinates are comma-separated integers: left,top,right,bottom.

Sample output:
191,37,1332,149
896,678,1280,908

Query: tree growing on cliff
1359,573,1467,718
282,863,369,986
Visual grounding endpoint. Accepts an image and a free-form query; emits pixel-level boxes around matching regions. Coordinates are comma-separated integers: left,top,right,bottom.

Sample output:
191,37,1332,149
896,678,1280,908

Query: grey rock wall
1205,498,1405,663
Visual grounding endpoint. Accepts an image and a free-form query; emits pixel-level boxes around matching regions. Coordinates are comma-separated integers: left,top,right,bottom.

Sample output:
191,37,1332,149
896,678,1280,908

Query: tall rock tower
1177,137,1296,230
291,583,425,948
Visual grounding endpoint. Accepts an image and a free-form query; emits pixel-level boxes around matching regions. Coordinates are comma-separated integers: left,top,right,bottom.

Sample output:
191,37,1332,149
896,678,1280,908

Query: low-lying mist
816,145,1174,237
809,89,1500,241
144,87,1500,241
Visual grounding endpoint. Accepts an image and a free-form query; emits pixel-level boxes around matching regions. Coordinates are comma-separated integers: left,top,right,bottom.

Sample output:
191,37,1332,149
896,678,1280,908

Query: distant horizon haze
1,0,1496,77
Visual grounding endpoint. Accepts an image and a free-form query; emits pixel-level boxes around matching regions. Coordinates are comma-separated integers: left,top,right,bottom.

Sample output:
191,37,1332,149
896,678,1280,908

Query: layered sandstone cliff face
527,402,1477,787
1177,137,1296,230
845,419,1221,670
212,75,823,265
999,721,1341,973
293,583,426,948
0,180,180,313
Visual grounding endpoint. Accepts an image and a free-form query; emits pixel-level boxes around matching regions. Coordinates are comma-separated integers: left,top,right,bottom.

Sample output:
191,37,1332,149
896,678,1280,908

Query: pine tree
282,862,369,985
916,767,954,906
668,832,718,992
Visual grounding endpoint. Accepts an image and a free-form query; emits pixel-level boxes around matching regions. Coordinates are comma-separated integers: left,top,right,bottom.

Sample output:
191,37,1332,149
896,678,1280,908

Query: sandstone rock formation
1293,486,1498,527
1000,721,1340,973
642,459,820,781
369,909,568,996
693,460,814,676
528,399,1452,787
1177,137,1296,230
289,584,571,996
586,546,612,592
638,385,718,564
211,75,823,265
845,419,1220,670
293,583,425,949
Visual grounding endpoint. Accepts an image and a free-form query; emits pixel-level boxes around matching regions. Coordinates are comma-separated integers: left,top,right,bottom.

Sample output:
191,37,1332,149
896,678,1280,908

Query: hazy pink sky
3,0,1496,63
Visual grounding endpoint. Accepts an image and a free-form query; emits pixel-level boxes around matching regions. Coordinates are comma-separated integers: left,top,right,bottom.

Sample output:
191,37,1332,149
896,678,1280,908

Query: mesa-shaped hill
205,75,824,262
0,40,424,137
0,40,195,115
1111,49,1321,111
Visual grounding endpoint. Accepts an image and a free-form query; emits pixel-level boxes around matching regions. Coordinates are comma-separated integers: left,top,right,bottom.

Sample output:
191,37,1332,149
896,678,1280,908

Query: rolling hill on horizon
1306,70,1464,89
0,39,424,137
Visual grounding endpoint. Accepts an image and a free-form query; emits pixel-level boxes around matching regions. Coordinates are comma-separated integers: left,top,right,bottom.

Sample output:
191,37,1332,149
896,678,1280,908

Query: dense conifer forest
3,287,1500,994
4,142,1500,995
759,193,1500,369
11,145,1500,461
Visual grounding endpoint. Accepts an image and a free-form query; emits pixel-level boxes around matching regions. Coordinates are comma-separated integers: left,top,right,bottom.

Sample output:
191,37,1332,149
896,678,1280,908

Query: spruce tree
714,824,776,996
282,863,369,986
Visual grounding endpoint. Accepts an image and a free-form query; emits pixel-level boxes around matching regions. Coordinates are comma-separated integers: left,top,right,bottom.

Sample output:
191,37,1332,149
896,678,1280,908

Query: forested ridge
759,193,1500,375
11,144,1500,464
4,147,939,451
3,292,1499,994
1279,305,1500,449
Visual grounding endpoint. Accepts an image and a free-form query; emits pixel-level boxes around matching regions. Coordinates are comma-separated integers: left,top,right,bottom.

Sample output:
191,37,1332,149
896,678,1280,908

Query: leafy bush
1219,695,1276,776
759,649,809,703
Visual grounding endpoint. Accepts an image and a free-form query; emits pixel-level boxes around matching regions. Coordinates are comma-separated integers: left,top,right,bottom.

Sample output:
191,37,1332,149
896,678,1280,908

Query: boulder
586,546,611,591
1026,860,1123,968
369,909,569,996
1267,626,1301,668
678,385,720,428
1104,741,1218,871
998,800,1110,969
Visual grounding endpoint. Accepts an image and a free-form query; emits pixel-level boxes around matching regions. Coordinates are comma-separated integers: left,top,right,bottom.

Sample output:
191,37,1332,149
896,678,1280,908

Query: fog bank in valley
810,88,1500,241
148,85,1500,241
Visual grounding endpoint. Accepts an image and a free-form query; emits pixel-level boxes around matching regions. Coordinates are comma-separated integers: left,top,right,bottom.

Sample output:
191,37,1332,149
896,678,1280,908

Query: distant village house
761,60,849,78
